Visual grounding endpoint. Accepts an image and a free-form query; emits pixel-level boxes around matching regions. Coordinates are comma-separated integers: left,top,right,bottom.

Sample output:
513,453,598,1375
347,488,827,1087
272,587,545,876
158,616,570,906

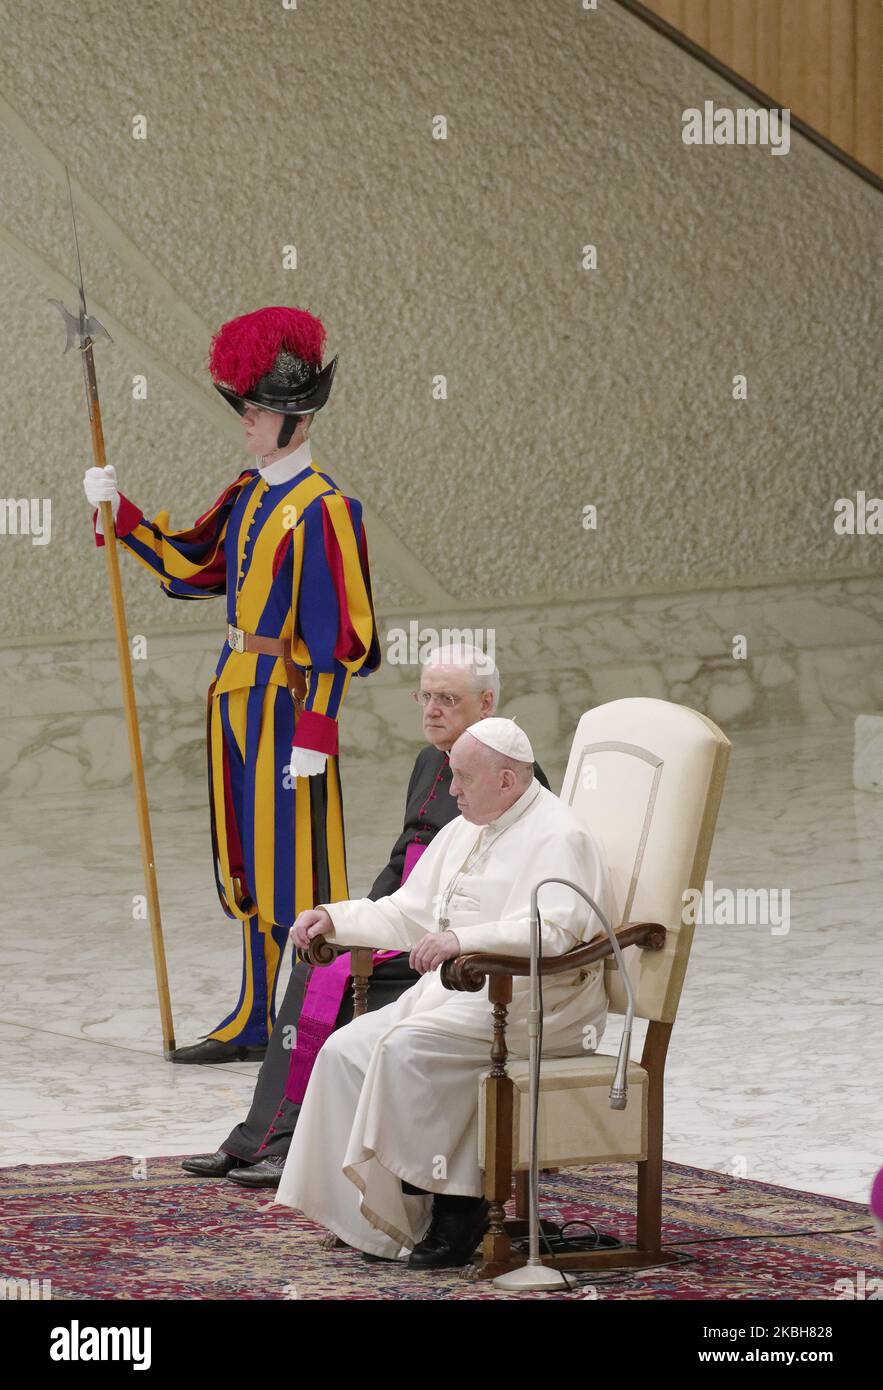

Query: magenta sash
284,840,428,1103
402,840,427,879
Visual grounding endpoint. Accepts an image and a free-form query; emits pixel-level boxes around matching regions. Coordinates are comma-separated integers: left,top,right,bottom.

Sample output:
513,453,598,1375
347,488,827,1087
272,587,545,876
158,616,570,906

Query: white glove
84,465,120,536
285,748,328,780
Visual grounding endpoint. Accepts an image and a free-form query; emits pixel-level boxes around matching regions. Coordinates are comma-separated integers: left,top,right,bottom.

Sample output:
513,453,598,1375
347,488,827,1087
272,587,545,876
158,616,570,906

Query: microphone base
493,1259,568,1292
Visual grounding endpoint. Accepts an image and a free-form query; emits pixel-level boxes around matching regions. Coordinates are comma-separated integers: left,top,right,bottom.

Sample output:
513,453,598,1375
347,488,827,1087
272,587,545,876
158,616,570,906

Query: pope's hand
290,907,333,949
285,748,328,780
409,930,461,975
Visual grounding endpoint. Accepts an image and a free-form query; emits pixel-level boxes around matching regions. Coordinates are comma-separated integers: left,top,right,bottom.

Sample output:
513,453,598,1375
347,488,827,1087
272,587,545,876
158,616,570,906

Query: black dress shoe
171,1039,267,1065
180,1150,248,1178
407,1200,489,1271
226,1155,287,1188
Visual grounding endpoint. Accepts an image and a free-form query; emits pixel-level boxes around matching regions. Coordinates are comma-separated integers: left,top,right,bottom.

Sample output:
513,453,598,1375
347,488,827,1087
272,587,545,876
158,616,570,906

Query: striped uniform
97,456,380,1045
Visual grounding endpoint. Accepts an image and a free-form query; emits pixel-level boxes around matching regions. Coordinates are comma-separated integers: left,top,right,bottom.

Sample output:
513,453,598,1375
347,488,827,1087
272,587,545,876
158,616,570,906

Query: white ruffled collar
257,437,313,486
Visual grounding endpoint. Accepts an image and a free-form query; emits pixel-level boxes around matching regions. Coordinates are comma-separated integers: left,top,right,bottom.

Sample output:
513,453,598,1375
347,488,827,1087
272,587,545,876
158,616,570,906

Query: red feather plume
208,306,327,394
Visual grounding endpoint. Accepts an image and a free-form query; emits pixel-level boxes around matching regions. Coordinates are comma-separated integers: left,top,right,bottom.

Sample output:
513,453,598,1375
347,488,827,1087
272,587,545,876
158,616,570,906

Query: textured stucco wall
0,0,879,645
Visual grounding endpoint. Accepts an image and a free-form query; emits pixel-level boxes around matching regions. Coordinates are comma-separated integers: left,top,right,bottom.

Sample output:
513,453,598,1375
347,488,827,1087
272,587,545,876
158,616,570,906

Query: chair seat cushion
478,1056,648,1170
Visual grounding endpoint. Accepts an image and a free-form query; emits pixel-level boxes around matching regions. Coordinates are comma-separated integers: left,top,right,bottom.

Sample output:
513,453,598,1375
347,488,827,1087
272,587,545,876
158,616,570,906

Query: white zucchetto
465,717,534,763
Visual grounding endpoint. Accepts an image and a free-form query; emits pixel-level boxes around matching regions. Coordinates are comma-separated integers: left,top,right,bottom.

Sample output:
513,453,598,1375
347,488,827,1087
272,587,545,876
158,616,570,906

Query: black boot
180,1150,249,1178
172,1039,267,1065
407,1197,489,1270
226,1155,287,1188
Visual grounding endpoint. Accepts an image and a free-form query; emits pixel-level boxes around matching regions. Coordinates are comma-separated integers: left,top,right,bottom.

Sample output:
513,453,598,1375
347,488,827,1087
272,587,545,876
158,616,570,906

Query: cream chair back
559,698,730,1023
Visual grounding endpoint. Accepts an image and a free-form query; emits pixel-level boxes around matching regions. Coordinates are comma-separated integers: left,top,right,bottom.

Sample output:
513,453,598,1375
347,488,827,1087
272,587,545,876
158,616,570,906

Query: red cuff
292,710,338,757
94,494,144,548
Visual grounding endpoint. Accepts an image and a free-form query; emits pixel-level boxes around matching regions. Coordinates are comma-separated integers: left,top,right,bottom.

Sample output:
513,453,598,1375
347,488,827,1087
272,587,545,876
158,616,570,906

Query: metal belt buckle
227,623,246,654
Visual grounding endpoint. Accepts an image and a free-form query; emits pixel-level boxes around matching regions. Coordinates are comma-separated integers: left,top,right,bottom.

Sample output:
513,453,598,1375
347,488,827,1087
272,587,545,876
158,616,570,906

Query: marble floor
1,724,881,1208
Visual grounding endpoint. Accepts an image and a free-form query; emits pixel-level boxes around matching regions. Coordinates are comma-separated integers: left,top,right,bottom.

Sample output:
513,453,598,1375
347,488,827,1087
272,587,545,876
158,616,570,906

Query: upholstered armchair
304,696,730,1279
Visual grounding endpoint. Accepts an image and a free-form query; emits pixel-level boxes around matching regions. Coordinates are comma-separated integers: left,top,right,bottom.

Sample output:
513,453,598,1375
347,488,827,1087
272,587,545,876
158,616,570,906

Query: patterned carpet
1,1156,879,1300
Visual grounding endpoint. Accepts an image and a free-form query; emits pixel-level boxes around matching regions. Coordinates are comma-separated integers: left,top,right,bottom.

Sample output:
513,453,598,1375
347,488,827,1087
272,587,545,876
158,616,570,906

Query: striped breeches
203,681,350,1046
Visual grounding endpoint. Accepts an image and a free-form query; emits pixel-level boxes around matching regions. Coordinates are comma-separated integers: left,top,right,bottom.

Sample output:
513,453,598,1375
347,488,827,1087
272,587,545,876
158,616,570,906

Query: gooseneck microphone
493,877,635,1293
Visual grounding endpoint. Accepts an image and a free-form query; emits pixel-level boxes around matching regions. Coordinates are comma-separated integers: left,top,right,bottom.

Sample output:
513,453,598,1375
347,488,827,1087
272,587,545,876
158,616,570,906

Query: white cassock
275,778,614,1258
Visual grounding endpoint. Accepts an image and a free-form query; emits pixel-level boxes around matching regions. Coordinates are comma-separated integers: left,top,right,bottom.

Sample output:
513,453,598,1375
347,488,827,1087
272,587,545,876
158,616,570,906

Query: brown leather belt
227,623,306,706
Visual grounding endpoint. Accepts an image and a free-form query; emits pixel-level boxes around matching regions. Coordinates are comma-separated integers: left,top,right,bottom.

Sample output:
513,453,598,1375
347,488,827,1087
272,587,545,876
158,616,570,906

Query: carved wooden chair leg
636,1019,670,1252
350,946,374,1019
479,974,518,1274
514,1170,530,1221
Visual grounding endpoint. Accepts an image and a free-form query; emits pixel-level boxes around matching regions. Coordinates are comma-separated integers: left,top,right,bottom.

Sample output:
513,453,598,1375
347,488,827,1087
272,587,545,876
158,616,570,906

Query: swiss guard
83,306,381,1063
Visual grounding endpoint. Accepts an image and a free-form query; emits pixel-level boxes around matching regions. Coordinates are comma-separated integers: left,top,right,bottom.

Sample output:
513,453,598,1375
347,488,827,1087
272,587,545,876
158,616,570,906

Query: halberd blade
48,298,113,352
85,314,112,344
48,298,81,354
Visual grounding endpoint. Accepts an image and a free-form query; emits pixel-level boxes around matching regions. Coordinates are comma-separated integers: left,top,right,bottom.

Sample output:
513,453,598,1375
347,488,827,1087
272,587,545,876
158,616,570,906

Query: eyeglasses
411,690,463,709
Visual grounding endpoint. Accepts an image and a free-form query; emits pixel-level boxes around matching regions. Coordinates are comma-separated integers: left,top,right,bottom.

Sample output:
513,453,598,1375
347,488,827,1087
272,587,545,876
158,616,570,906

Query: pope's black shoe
171,1039,267,1065
226,1155,287,1189
407,1199,490,1271
180,1150,248,1178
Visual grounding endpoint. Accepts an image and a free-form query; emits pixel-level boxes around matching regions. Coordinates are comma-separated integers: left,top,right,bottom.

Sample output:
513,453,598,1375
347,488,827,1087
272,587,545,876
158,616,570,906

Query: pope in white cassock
278,717,614,1270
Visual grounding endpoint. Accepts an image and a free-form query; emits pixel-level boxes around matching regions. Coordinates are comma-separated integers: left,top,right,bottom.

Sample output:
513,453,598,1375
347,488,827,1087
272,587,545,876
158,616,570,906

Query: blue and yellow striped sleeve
290,491,381,754
93,476,248,601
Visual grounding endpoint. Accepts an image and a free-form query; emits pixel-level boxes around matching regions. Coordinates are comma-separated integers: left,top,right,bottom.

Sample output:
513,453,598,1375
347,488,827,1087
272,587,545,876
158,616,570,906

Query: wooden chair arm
296,939,374,977
440,921,667,993
299,922,665,991
296,938,338,967
295,938,375,1019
